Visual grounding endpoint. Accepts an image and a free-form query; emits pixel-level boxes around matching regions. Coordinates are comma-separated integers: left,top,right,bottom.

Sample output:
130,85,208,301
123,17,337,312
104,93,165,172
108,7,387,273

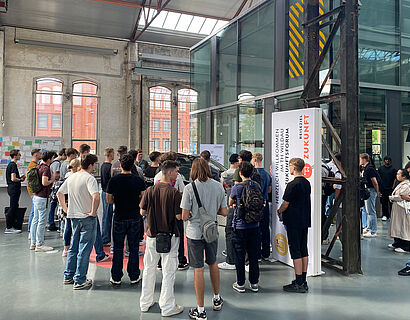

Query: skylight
139,8,228,35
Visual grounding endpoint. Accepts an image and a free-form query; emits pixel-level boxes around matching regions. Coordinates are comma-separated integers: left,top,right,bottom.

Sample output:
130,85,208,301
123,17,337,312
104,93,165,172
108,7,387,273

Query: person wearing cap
378,156,397,221
218,154,239,270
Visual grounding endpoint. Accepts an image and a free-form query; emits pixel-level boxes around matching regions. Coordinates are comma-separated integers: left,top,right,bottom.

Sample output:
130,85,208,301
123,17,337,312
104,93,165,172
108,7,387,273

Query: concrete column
129,75,141,149
141,81,150,153
0,30,4,136
171,85,178,152
62,75,72,147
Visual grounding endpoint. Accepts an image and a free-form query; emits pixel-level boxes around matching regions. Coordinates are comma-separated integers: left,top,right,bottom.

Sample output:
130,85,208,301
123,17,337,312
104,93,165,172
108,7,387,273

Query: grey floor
1,220,409,320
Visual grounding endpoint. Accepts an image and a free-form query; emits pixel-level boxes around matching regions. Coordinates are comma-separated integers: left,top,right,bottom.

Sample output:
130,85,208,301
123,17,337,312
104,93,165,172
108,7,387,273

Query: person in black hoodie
378,156,397,221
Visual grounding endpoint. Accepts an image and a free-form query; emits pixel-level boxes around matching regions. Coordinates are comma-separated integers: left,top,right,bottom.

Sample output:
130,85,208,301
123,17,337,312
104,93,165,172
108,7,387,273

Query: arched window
178,88,197,153
35,78,63,137
149,86,171,152
72,81,98,153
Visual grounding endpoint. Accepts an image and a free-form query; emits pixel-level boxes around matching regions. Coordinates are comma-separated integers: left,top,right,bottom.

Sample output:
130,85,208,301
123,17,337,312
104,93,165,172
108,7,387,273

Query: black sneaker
398,266,410,276
283,281,307,293
212,296,223,311
292,280,309,291
178,262,189,271
189,307,207,320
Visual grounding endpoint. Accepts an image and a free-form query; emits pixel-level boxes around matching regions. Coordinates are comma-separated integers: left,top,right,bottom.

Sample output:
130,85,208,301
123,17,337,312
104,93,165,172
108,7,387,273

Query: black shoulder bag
149,186,172,253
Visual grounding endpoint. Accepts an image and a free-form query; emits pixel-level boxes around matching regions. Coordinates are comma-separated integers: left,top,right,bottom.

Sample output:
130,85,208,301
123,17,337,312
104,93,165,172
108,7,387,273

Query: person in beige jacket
388,169,410,253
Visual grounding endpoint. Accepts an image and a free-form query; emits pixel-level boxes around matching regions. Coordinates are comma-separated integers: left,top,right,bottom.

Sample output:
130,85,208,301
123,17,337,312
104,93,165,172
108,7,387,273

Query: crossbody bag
149,186,172,253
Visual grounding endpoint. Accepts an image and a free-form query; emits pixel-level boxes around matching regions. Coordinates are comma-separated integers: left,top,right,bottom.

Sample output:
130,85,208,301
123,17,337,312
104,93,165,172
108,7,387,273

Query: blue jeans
48,198,58,229
64,218,72,247
101,191,113,244
28,195,34,232
30,196,48,246
362,205,367,229
64,216,97,285
365,188,377,234
325,193,335,217
112,219,140,281
94,219,106,261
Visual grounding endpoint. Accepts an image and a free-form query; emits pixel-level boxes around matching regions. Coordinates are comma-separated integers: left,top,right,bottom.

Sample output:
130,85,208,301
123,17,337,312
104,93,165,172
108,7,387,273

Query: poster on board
271,108,322,276
199,144,225,166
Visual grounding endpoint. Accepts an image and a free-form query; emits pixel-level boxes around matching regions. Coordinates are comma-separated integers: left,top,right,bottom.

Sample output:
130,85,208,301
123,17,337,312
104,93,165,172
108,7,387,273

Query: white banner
271,108,322,276
199,144,225,165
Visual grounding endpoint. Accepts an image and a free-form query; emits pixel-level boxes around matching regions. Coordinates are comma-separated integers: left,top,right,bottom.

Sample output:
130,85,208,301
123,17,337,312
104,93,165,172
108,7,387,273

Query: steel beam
339,0,361,274
233,0,249,18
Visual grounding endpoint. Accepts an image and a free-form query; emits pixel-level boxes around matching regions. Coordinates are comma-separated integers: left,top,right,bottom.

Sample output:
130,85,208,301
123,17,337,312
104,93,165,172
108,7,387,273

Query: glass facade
190,0,410,167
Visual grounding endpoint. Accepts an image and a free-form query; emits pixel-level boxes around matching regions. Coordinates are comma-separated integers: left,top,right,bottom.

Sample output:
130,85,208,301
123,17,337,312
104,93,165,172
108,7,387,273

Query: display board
0,136,63,187
271,108,322,276
199,144,225,165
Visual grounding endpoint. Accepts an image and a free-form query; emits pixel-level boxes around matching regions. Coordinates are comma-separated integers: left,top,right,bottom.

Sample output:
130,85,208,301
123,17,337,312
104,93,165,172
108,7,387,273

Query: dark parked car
176,153,227,184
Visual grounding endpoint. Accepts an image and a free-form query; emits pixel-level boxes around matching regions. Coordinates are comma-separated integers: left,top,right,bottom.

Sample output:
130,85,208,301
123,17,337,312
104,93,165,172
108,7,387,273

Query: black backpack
238,181,265,224
322,164,336,197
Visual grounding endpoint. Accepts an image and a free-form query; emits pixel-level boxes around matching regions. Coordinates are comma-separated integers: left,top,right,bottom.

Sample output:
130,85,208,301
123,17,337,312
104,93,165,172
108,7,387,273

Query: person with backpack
277,158,311,293
218,153,239,270
139,160,184,317
181,158,227,320
233,150,261,186
30,151,57,252
229,161,264,293
5,149,26,234
360,153,382,238
27,149,42,236
252,152,272,261
48,149,67,231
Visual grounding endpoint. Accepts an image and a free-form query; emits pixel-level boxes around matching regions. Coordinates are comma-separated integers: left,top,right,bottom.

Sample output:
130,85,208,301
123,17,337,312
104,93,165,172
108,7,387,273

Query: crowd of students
7,142,410,317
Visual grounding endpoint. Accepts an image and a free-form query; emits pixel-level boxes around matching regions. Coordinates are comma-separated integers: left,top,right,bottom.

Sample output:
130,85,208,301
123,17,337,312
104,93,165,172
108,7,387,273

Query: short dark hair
399,168,410,180
200,150,211,161
383,156,392,162
334,152,341,162
58,148,66,157
120,154,135,171
42,151,55,162
229,153,239,164
238,150,252,162
118,146,128,156
66,148,78,157
79,144,91,155
50,151,58,160
239,161,254,178
10,149,20,159
81,154,98,170
161,160,179,176
128,150,138,160
31,149,41,156
136,148,143,154
405,161,410,171
160,151,178,163
149,151,162,162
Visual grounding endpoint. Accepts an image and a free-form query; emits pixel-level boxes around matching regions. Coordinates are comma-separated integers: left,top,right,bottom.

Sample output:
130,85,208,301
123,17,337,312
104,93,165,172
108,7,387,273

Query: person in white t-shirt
57,154,100,290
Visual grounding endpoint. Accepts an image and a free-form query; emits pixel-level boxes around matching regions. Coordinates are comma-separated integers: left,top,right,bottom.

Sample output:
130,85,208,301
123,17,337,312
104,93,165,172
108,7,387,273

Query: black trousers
232,227,260,286
112,219,140,281
393,238,410,251
321,194,329,240
380,191,392,219
224,207,235,265
259,204,271,259
6,187,21,229
176,219,187,264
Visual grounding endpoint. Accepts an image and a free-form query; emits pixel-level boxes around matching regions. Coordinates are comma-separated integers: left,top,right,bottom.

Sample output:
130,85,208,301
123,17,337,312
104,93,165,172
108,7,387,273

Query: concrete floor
0,220,409,320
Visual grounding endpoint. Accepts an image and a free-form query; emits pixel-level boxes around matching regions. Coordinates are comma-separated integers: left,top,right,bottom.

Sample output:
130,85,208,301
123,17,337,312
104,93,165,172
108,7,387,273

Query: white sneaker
28,233,31,240
382,216,388,221
218,262,236,270
363,232,377,238
388,244,396,249
35,245,54,252
29,244,36,250
394,248,408,253
162,304,184,317
245,264,249,273
141,302,155,313
322,238,330,245
249,283,259,292
4,228,21,234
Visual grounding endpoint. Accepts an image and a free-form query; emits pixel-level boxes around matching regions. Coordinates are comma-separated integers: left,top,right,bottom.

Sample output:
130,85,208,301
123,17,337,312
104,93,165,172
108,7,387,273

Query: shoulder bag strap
191,181,203,208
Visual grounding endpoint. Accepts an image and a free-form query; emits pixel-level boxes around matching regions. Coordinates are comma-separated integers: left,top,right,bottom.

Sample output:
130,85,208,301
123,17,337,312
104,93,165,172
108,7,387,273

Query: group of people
4,142,314,319
321,152,410,276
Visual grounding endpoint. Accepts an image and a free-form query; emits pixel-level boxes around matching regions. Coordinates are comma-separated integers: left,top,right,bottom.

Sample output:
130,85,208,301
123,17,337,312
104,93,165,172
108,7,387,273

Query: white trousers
140,236,179,315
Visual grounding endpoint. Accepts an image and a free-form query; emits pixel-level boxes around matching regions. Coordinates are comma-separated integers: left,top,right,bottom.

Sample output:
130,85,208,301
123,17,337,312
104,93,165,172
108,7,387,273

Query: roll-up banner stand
271,108,322,276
